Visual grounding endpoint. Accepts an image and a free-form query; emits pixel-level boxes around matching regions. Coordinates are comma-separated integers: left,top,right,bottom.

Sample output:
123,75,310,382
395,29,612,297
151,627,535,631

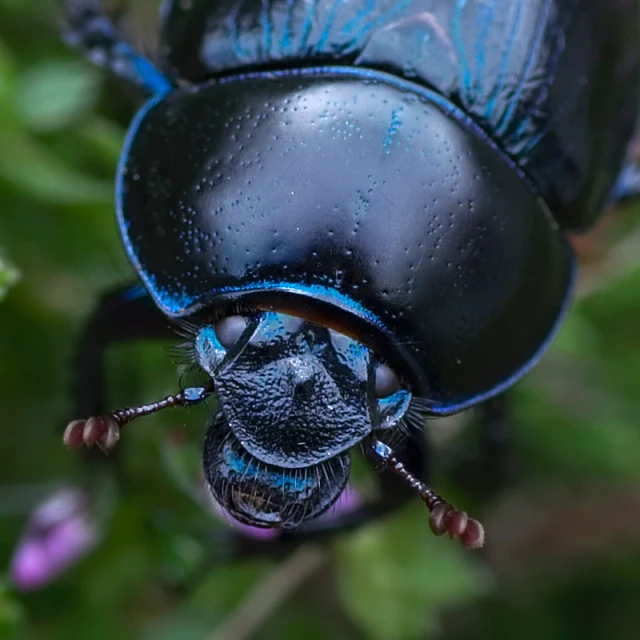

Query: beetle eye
214,315,247,349
375,363,402,397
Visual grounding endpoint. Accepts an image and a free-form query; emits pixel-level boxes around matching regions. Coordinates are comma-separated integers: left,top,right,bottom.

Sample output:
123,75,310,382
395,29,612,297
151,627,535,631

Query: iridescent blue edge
114,63,574,416
430,238,578,415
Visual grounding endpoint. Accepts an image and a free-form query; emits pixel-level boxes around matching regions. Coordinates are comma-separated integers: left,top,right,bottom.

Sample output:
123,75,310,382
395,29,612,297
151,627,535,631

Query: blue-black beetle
61,0,640,550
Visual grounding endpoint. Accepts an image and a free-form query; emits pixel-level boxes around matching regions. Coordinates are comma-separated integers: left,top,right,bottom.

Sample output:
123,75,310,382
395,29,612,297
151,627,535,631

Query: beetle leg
62,0,173,96
451,393,514,500
477,394,513,492
8,285,175,589
64,284,214,453
69,284,174,428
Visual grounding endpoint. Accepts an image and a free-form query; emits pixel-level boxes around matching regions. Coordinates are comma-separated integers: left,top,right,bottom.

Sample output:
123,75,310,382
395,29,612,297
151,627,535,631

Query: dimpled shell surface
119,71,572,410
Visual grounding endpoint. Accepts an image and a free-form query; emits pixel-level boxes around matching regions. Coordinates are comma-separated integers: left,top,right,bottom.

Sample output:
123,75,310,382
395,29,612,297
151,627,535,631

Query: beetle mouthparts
203,412,351,529
370,438,485,549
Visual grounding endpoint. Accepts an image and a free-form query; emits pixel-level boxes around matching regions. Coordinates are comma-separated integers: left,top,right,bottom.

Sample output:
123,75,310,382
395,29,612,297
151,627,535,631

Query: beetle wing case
159,0,640,232
118,69,574,414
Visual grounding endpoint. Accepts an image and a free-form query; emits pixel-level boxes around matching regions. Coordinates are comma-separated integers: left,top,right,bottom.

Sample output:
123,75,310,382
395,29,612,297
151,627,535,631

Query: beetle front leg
451,393,514,500
62,0,173,95
476,394,513,493
66,284,178,446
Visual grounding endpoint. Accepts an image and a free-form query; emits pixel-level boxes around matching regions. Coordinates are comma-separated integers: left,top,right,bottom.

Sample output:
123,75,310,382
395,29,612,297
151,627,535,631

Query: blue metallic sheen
183,386,209,402
374,440,392,459
224,447,314,492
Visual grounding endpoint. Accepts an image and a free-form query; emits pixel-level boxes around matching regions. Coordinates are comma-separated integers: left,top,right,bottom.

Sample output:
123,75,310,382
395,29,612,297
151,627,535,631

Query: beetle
60,0,640,552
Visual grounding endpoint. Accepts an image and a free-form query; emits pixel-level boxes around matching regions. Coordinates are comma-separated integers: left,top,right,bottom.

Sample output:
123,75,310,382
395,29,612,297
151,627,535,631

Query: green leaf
0,40,17,104
0,131,112,204
16,60,102,132
142,614,214,640
336,507,489,640
158,435,209,508
0,253,19,301
0,581,24,640
78,116,126,165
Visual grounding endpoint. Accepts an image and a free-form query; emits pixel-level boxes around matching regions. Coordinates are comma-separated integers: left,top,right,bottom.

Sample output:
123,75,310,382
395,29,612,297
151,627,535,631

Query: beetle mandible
61,0,640,550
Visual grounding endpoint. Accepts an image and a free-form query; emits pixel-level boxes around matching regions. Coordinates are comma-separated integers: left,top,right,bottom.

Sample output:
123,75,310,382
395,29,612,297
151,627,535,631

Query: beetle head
195,311,411,527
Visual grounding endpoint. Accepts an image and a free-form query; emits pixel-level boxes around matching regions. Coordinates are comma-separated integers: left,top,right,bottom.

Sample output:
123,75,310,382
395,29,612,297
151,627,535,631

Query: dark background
1,1,640,638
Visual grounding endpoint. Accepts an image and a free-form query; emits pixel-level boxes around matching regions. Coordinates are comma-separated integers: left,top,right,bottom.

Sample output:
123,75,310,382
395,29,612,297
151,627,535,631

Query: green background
1,1,640,638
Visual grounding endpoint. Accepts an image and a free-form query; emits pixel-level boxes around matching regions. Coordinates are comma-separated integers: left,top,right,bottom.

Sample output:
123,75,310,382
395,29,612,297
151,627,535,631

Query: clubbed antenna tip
62,385,213,454
371,438,485,549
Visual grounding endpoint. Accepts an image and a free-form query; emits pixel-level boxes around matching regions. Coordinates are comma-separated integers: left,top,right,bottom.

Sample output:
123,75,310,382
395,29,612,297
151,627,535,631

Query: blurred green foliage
1,2,640,639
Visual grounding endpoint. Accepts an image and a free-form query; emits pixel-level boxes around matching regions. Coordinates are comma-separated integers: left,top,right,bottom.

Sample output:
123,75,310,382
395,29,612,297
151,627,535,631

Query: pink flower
10,487,99,591
316,483,364,522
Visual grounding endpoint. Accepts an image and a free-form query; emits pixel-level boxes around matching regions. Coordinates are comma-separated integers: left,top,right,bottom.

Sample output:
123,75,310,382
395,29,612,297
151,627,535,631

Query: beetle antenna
62,0,173,96
63,384,214,454
370,438,485,549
